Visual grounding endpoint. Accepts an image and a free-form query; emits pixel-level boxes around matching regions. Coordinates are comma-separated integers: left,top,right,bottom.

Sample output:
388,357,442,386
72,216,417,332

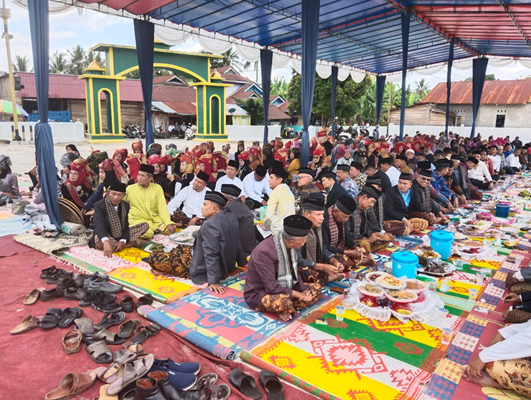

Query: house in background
389,103,456,126
422,80,531,128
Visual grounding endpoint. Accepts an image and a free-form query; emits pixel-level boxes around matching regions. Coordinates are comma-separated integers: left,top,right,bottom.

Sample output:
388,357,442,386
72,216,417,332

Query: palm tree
206,49,246,73
414,78,430,99
271,77,289,98
67,45,87,75
50,51,68,74
86,51,105,68
12,55,29,72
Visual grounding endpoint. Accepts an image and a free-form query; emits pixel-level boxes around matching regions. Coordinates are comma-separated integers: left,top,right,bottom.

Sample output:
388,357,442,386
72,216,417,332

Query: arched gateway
80,42,231,142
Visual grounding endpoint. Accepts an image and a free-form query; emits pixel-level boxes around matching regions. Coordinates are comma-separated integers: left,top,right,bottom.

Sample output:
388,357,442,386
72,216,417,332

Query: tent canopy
56,0,531,74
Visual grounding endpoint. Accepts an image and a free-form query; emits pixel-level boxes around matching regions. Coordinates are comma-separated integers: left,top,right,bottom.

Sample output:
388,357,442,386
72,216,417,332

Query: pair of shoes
229,369,285,400
62,330,83,354
63,287,88,301
45,269,72,284
41,307,83,329
136,373,213,400
121,294,135,313
87,280,123,294
82,272,109,288
136,294,153,310
149,358,200,391
44,371,96,400
90,292,122,313
94,311,126,330
41,288,65,302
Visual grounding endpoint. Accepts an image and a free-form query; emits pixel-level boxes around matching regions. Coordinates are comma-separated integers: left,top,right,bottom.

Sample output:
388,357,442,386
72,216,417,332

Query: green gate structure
80,42,231,143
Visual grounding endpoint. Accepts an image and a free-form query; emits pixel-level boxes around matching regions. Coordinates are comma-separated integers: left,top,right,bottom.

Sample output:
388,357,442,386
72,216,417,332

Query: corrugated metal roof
152,101,178,114
162,101,197,115
422,80,531,105
226,104,248,116
152,85,196,102
268,105,290,120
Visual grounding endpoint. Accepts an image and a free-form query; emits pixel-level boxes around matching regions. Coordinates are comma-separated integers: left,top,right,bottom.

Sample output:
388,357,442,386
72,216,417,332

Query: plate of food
376,274,407,290
454,238,484,248
391,303,413,315
418,260,456,277
357,283,385,297
144,243,173,253
365,271,387,283
413,247,442,267
385,290,418,304
404,279,428,293
453,231,467,240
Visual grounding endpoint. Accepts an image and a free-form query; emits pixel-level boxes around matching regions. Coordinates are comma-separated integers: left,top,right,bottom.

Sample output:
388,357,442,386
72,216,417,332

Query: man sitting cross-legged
244,215,322,322
89,182,149,258
296,194,345,286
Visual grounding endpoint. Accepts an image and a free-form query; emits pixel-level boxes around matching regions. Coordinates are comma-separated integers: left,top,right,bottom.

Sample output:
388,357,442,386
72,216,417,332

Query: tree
414,78,430,99
464,74,496,81
203,49,246,73
12,55,29,72
67,45,87,75
50,51,68,74
236,98,264,125
124,69,172,79
270,77,289,98
86,51,105,68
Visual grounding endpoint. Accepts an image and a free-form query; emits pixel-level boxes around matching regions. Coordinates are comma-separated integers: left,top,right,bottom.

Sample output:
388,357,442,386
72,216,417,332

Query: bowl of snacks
385,290,418,304
404,279,428,294
376,274,407,290
365,271,387,283
413,247,442,267
357,283,385,297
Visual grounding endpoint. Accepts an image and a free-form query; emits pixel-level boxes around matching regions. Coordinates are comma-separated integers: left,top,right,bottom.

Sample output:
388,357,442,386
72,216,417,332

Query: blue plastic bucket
495,204,510,218
392,251,418,279
430,230,454,260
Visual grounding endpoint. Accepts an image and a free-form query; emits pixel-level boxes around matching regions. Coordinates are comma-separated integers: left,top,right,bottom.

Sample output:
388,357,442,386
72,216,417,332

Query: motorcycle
154,125,167,139
184,124,197,141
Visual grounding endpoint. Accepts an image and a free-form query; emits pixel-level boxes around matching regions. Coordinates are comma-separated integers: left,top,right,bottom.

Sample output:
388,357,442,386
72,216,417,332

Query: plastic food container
495,204,510,218
430,230,455,260
391,251,419,279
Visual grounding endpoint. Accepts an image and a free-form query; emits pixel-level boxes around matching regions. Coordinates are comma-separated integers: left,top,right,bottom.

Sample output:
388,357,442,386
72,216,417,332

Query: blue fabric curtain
134,19,155,147
375,75,386,137
471,58,489,138
445,41,455,139
300,0,321,166
399,11,410,140
260,49,273,144
331,66,338,129
28,0,63,228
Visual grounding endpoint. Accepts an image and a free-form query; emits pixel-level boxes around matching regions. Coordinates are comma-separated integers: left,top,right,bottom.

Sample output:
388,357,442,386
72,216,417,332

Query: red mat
0,248,318,400
0,234,34,258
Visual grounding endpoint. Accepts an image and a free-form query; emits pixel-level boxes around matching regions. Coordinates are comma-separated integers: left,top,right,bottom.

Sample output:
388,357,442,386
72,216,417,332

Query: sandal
95,312,126,330
209,384,231,400
84,328,126,345
189,373,218,391
40,265,57,279
63,330,83,354
123,343,147,357
45,269,71,284
10,315,40,335
259,370,285,400
44,371,96,400
96,384,117,400
24,288,45,305
229,368,263,399
58,307,83,329
74,318,94,334
41,308,63,330
118,319,141,339
85,340,113,364
128,323,161,345
95,349,138,384
106,354,155,396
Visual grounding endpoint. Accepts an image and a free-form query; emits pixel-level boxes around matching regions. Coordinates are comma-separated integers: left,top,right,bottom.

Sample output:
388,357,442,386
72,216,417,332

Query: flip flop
259,370,285,400
96,384,118,400
95,312,126,330
62,329,83,354
41,308,63,330
128,323,161,345
84,328,126,345
10,315,40,335
229,368,263,399
210,384,231,400
85,340,113,364
45,371,97,400
58,307,84,329
106,354,155,396
189,373,218,391
24,288,45,305
117,319,141,339
74,318,94,334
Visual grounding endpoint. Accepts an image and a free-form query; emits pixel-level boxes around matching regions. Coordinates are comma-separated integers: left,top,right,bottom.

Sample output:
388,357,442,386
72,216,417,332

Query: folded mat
244,298,463,400
14,232,90,254
138,271,339,360
60,221,86,235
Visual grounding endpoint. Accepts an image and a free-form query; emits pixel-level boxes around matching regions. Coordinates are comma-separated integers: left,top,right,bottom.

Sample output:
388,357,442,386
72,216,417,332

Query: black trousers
469,178,490,190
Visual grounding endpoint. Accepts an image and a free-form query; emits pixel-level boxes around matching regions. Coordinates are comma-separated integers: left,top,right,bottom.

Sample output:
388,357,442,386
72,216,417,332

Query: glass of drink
440,278,450,292
349,272,358,286
336,306,345,321
441,328,453,345
428,279,437,292
476,273,485,286
454,259,464,271
469,288,478,302
343,288,350,300
377,264,385,273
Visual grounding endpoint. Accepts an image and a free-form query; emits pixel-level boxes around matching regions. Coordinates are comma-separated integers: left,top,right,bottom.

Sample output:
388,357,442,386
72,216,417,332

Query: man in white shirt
466,156,493,190
242,165,272,209
379,157,400,187
167,171,211,225
215,159,243,195
504,147,522,173
472,150,493,183
488,145,502,174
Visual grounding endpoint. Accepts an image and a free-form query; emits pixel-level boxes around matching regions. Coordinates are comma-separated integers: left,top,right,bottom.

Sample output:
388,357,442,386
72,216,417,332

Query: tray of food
385,290,418,304
413,247,442,267
376,274,407,290
365,271,387,283
144,243,173,253
404,279,428,293
417,259,456,277
357,283,385,297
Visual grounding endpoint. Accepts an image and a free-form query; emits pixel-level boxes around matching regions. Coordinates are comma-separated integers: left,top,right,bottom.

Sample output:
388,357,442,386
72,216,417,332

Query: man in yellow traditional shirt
124,164,176,239
263,166,295,234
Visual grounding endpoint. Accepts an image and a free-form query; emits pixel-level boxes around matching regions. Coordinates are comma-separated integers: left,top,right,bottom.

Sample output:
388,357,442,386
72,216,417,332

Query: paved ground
5,137,252,175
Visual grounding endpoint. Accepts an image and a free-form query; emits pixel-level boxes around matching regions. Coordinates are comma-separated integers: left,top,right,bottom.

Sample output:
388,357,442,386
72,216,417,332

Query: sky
1,0,531,92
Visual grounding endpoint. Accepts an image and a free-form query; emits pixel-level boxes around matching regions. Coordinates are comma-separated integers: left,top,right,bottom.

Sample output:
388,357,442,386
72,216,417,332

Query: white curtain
234,44,261,63
415,64,446,75
453,58,474,70
351,70,366,83
14,0,83,14
196,30,233,54
385,72,402,83
291,58,302,74
316,63,332,79
337,68,350,81
272,52,291,68
154,25,191,46
519,59,531,69
489,58,514,68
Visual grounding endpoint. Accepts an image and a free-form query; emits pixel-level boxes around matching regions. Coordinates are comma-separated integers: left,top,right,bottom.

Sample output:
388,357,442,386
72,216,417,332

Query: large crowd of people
3,129,531,394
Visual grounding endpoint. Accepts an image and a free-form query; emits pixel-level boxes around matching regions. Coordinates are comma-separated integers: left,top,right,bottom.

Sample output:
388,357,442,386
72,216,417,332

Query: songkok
379,157,393,166
417,161,432,170
396,154,408,161
335,194,357,215
320,170,336,180
472,149,482,155
220,184,241,197
336,164,350,172
399,173,413,181
271,168,288,180
350,161,363,171
255,165,267,177
298,167,316,178
418,169,432,178
312,148,323,157
196,171,210,183
238,151,249,161
283,215,313,237
139,164,154,175
227,160,238,169
360,185,382,200
365,176,381,187
205,191,227,207
109,182,127,193
467,156,479,165
435,159,452,168
451,155,462,161
302,194,325,211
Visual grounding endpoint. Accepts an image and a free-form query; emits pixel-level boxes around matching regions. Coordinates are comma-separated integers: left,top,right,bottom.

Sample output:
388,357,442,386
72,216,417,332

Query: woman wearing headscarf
126,140,146,183
0,155,20,206
83,159,120,212
59,152,80,183
66,144,80,157
234,140,245,161
310,148,323,172
61,158,93,211
237,151,252,180
148,154,173,200
286,148,301,181
112,148,129,183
